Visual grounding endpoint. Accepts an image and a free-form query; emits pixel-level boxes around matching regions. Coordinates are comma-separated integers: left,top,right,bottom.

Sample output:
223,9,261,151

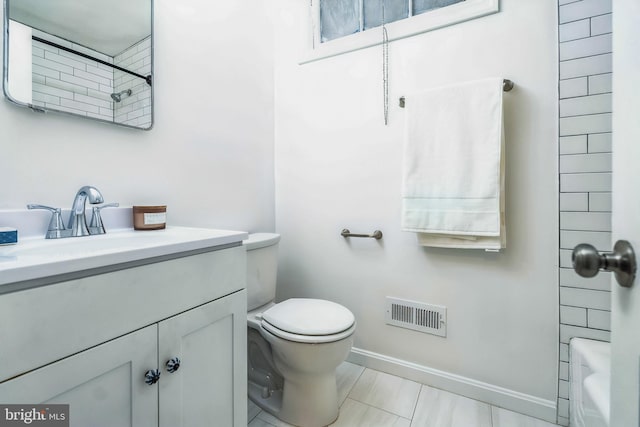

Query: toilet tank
243,233,281,311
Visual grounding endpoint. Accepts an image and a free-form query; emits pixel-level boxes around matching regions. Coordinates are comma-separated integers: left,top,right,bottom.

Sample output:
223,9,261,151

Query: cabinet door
0,325,158,427
158,290,247,427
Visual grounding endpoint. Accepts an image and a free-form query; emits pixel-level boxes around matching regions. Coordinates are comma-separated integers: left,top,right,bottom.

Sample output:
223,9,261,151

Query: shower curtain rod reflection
32,36,152,86
398,79,514,108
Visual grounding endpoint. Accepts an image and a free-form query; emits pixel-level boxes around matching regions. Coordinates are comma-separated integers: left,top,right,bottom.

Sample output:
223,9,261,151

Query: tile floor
248,362,560,427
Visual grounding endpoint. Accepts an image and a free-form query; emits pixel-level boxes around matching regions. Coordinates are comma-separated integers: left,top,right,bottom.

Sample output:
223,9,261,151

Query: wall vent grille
385,297,446,337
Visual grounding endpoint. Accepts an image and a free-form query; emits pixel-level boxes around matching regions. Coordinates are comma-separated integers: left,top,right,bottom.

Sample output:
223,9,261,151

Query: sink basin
0,227,248,291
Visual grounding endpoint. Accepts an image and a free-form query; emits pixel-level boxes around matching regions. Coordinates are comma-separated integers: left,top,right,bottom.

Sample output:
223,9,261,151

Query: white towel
401,78,506,249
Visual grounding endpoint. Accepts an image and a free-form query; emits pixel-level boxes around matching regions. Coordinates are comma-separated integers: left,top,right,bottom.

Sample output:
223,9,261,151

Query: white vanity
0,226,248,427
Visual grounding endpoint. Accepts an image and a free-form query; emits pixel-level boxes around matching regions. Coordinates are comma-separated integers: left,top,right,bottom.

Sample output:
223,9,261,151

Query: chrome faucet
67,186,104,237
28,185,115,239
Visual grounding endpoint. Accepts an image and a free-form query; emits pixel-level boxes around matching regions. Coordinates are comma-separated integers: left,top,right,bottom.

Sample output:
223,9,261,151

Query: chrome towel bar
399,79,514,108
341,229,383,240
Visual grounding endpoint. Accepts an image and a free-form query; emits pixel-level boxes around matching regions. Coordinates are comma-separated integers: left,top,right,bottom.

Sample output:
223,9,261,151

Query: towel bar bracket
502,79,514,92
341,229,383,240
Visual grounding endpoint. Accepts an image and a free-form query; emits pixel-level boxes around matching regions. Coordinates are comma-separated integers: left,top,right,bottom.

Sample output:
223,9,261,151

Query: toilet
244,233,356,427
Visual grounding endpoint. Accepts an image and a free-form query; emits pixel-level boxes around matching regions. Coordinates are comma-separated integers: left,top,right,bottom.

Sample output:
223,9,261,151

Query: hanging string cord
382,2,389,125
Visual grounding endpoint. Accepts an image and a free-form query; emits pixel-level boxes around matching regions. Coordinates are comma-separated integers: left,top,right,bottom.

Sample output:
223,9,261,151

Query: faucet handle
89,203,119,235
27,204,58,212
27,204,67,239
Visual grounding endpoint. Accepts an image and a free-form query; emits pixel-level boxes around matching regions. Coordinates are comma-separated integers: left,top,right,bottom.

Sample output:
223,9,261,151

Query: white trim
347,347,558,424
300,0,499,64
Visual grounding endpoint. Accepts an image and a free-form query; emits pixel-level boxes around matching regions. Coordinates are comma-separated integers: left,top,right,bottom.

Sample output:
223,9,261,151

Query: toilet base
249,373,339,427
279,374,339,427
248,380,284,418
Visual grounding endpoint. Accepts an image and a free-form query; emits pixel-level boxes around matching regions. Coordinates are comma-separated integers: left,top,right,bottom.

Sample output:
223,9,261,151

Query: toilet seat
261,298,356,344
261,321,356,344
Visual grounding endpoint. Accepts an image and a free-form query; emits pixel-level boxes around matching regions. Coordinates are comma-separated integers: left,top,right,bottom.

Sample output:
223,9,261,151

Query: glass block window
413,0,465,16
320,0,361,43
364,0,409,31
320,0,464,43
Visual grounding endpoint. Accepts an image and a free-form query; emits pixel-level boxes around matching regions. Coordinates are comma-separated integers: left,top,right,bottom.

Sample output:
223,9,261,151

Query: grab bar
341,229,383,240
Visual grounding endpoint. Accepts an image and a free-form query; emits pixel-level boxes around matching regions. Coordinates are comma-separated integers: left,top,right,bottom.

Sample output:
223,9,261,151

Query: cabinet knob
144,369,161,385
166,357,181,373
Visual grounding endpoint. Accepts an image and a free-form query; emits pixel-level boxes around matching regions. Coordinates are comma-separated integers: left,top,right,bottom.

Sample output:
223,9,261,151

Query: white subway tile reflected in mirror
3,0,153,129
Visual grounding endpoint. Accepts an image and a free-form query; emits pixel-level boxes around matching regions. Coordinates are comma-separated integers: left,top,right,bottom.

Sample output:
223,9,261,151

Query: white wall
7,20,32,103
274,0,558,408
0,0,275,233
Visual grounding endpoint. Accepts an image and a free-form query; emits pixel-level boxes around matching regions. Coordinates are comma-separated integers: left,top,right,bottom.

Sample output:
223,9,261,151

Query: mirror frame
2,0,154,130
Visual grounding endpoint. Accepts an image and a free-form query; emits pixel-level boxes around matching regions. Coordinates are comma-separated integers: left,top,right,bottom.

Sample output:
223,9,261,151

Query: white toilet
244,233,356,427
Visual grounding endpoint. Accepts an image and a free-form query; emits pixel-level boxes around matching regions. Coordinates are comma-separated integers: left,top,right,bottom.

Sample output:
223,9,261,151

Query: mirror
3,0,153,130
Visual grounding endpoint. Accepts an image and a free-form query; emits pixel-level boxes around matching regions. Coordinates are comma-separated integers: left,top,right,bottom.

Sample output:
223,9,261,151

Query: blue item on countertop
0,227,18,245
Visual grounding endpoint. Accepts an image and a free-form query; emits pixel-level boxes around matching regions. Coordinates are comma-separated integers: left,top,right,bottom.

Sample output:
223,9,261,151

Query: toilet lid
261,298,355,336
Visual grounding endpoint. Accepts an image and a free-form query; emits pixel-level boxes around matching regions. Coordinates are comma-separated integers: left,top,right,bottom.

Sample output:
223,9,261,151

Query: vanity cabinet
0,324,159,426
158,291,245,427
0,245,247,427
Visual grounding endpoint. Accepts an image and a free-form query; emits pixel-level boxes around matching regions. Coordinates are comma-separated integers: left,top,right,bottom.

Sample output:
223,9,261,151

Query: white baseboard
347,347,557,424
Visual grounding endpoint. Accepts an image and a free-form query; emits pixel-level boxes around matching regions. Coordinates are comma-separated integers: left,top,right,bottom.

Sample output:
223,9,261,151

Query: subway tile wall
31,31,151,127
113,37,152,128
556,0,612,425
32,30,114,121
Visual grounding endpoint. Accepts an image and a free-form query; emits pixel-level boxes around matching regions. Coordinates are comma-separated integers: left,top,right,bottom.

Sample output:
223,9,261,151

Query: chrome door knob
572,240,637,288
144,369,161,385
166,357,181,373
